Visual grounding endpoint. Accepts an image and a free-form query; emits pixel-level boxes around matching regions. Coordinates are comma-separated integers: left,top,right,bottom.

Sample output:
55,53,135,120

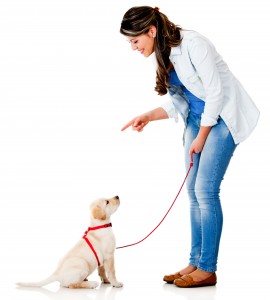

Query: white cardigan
161,30,260,144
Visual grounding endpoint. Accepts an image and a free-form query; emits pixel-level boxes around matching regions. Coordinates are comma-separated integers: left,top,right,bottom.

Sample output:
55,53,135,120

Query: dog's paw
101,279,110,284
69,280,99,289
112,281,123,288
90,281,99,289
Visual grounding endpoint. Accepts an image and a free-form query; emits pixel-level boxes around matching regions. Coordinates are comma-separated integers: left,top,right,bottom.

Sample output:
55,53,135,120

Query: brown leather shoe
174,273,217,288
163,272,183,284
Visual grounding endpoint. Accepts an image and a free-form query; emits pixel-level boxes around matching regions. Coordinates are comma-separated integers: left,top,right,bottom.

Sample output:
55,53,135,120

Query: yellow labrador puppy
17,196,123,289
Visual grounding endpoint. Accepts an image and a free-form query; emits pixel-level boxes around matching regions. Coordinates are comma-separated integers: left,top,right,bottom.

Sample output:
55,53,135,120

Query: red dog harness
82,223,112,266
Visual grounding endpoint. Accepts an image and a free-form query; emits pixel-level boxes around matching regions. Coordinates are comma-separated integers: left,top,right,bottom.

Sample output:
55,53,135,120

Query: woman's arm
188,36,223,127
189,126,212,160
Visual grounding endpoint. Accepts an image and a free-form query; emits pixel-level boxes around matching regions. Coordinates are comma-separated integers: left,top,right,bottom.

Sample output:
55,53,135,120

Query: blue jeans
184,112,237,272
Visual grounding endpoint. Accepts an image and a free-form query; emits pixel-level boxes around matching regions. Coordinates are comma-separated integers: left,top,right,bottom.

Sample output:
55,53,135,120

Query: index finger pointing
121,120,133,131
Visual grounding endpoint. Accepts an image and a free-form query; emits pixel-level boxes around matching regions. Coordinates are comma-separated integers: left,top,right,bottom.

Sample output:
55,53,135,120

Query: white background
0,0,269,299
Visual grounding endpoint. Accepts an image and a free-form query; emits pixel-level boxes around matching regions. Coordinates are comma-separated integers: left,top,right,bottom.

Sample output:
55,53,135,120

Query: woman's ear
149,25,157,38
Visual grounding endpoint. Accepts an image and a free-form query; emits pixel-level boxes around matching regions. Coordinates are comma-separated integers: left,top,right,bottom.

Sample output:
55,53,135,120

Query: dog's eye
106,200,109,205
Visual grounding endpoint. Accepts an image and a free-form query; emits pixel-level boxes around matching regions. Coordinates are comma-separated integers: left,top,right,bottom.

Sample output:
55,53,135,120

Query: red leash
116,161,193,249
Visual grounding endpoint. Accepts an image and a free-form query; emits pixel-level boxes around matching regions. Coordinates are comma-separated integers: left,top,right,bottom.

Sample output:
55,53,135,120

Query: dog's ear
92,206,106,220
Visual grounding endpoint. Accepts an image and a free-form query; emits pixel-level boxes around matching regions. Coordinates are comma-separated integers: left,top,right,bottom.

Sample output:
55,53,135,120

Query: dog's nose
115,195,119,200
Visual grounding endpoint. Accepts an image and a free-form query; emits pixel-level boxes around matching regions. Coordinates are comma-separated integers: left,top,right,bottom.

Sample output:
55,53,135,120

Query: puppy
17,196,123,289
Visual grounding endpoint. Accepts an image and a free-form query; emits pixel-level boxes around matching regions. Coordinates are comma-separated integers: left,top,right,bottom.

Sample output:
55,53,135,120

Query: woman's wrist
148,107,169,122
197,126,212,140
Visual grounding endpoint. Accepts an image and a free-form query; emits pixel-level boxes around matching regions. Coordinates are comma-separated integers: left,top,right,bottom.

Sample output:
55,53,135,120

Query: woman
120,6,259,288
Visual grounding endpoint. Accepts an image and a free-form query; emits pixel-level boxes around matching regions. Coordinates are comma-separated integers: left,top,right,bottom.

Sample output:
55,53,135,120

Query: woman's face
126,27,156,57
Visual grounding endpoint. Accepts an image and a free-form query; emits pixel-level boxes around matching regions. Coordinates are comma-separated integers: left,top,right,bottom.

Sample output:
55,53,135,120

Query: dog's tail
16,274,57,287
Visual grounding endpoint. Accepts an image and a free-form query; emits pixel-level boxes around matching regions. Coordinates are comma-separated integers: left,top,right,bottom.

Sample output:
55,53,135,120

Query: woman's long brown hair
120,6,182,96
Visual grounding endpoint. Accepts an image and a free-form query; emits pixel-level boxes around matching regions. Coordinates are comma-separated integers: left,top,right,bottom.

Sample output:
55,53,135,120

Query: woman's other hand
189,126,212,156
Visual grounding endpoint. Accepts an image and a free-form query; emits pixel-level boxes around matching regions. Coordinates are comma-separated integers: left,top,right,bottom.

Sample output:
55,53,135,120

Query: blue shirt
169,69,205,115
